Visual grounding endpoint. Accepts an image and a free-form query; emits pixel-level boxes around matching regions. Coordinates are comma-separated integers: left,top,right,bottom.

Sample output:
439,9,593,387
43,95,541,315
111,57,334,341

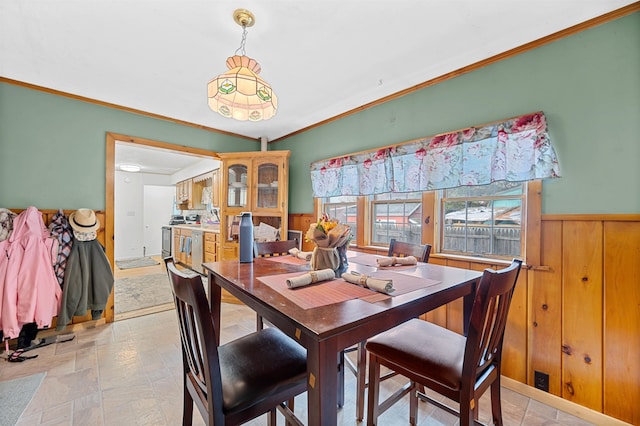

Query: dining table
203,252,483,426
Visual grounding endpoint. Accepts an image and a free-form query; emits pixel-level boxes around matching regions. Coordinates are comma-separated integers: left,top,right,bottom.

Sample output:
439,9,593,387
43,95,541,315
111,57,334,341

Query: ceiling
1,1,634,162
115,141,219,176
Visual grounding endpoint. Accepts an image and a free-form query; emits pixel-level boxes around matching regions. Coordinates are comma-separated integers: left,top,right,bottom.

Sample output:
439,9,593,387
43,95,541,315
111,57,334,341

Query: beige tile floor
2,300,600,426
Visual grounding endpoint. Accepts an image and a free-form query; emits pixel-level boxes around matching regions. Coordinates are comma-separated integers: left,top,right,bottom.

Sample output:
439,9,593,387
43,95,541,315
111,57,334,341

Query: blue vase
239,212,254,263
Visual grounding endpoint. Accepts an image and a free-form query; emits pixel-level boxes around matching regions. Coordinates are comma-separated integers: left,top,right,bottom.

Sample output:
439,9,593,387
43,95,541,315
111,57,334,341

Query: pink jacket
0,207,61,339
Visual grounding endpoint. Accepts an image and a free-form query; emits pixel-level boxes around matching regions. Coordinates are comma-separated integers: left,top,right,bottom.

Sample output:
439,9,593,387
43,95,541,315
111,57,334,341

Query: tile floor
2,302,599,426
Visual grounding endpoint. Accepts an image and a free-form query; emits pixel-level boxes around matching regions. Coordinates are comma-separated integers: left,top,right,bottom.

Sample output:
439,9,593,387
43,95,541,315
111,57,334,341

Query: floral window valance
310,111,560,197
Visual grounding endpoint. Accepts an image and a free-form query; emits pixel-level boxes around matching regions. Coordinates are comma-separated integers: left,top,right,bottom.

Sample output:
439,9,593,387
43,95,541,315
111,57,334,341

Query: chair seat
366,318,465,391
219,327,308,414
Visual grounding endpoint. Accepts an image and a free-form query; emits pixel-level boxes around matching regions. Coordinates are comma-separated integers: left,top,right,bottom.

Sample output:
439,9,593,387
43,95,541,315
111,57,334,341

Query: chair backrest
464,259,522,381
254,239,299,257
166,259,225,424
387,238,432,263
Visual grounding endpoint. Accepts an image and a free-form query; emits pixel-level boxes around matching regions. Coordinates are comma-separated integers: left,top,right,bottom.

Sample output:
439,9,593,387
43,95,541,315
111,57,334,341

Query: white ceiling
115,141,218,176
2,1,634,169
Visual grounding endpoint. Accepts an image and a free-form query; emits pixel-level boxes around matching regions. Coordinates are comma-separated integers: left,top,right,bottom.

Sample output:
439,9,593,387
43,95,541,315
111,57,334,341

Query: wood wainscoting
288,212,640,425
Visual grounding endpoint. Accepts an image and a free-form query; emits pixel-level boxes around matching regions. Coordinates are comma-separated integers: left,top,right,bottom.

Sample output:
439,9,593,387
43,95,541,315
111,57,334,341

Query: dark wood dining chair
253,239,299,258
165,258,307,426
253,239,300,329
365,259,523,426
387,238,432,263
343,238,433,420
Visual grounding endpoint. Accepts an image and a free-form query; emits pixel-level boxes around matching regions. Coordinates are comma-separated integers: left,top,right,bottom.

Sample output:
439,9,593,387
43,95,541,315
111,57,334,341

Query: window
322,196,358,245
439,181,524,259
317,181,538,264
371,192,422,245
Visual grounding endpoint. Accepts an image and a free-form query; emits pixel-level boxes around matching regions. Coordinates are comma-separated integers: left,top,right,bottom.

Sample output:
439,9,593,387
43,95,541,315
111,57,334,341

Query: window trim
437,183,526,260
314,180,541,266
370,194,423,246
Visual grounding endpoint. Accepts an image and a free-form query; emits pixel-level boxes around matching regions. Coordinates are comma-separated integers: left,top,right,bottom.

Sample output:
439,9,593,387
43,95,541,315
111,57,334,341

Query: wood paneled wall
529,217,639,425
288,213,640,425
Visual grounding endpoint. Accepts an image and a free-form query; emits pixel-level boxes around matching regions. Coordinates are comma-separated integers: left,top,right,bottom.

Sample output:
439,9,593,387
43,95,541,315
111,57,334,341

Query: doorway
106,133,220,321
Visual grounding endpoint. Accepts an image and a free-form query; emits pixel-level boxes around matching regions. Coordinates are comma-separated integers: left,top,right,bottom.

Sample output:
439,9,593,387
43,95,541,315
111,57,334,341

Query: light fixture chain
234,25,248,56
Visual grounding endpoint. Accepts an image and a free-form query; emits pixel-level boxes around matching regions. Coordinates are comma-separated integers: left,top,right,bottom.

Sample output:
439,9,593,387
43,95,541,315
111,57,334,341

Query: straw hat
69,209,100,233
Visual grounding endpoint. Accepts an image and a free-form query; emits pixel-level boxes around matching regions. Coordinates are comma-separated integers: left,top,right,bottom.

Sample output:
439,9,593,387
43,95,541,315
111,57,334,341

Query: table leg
208,271,222,346
307,340,339,426
355,341,367,421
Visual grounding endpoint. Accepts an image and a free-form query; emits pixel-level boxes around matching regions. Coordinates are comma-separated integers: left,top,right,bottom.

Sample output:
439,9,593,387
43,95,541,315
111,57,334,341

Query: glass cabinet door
256,162,279,209
227,163,248,208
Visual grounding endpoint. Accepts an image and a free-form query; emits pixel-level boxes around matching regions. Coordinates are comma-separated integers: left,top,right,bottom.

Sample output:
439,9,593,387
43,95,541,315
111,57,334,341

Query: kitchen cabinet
204,231,219,263
217,151,290,261
176,178,205,210
211,169,220,208
173,227,193,267
175,179,188,204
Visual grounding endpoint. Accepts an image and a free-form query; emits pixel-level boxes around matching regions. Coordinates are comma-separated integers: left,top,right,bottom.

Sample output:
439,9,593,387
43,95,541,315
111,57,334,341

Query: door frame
105,132,219,322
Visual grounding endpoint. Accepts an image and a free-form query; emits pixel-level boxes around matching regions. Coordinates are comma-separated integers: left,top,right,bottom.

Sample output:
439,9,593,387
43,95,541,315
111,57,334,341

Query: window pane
445,181,523,198
374,191,422,201
323,196,358,245
441,182,523,258
372,199,422,245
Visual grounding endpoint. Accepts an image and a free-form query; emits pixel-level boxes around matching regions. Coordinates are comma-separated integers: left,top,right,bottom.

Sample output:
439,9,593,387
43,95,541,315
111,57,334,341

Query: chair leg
409,382,418,426
366,354,382,426
491,381,503,426
337,351,345,407
256,313,264,330
286,397,296,426
355,341,367,421
460,395,474,426
267,408,277,426
182,385,194,426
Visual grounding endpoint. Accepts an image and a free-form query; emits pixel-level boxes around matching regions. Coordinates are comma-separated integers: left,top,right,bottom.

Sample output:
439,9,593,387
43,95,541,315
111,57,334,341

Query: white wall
115,158,221,260
171,158,220,183
114,170,172,260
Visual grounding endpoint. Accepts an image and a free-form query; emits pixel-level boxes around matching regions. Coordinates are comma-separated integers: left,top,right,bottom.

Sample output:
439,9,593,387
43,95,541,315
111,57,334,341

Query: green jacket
57,240,113,330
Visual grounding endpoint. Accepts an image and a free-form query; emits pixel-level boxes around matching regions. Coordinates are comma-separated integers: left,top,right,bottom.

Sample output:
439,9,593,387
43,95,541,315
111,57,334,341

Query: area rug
115,273,173,314
0,372,46,425
116,257,160,270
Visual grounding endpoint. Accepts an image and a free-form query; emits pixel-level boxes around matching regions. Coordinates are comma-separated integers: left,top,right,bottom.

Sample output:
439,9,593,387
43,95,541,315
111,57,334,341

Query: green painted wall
276,13,640,215
0,84,258,209
1,13,638,214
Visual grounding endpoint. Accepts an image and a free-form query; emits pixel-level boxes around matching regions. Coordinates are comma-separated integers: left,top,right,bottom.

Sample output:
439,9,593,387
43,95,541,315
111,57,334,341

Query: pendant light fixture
207,9,277,122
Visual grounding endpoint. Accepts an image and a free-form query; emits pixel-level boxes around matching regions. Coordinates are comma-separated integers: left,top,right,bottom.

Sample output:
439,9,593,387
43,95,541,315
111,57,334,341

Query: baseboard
114,302,175,321
501,376,631,426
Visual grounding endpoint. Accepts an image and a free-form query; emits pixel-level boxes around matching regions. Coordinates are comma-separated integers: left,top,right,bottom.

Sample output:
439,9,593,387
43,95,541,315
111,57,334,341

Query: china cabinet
217,151,290,260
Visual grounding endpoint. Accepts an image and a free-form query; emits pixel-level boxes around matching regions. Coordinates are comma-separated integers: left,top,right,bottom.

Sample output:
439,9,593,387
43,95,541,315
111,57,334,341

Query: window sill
431,252,517,267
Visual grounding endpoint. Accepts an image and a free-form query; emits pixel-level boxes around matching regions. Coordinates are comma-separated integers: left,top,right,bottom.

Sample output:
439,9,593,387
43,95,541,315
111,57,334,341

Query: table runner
347,253,382,266
361,270,441,295
348,253,420,270
263,255,310,265
258,271,381,309
257,270,441,309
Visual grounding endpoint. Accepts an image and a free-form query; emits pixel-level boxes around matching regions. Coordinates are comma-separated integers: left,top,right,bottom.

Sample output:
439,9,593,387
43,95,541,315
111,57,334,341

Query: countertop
170,224,220,233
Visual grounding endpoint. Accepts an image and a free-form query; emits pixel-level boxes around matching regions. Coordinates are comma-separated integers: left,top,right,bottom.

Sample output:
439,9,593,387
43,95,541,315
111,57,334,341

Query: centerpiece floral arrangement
305,213,351,271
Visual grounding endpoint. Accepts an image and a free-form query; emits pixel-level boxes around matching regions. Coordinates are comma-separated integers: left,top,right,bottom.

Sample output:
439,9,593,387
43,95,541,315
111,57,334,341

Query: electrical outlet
534,371,549,392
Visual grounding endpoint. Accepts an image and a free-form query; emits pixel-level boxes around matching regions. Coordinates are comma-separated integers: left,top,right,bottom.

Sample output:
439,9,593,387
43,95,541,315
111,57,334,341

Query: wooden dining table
203,253,482,426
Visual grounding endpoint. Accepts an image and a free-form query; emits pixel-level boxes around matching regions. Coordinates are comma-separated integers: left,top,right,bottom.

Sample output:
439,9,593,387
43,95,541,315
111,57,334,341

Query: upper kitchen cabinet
211,168,220,208
177,174,213,210
175,179,188,205
218,151,290,260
